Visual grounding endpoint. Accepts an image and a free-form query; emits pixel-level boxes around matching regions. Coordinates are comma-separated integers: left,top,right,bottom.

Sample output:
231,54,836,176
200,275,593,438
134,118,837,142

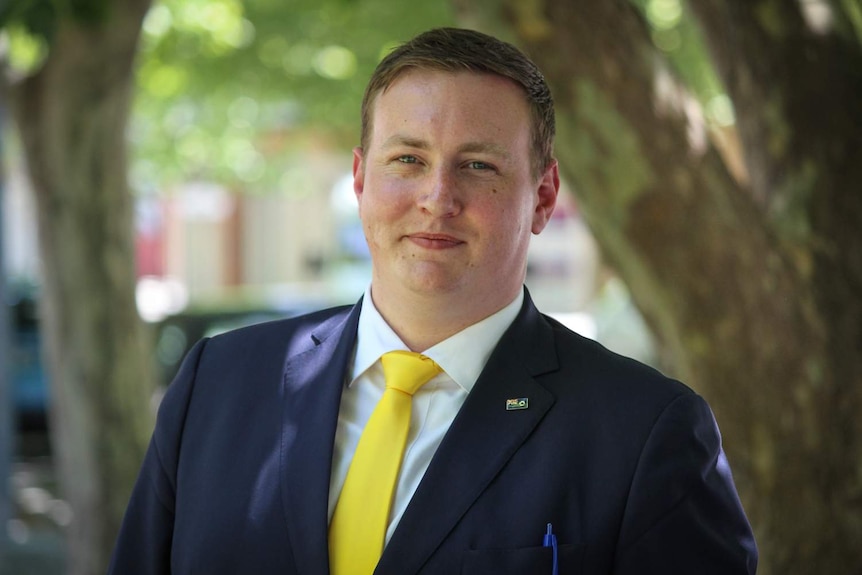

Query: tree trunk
455,0,862,572
8,1,155,573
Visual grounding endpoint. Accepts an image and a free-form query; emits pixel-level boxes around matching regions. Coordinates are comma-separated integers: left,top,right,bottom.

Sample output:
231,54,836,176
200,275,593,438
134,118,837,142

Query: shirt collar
352,286,523,393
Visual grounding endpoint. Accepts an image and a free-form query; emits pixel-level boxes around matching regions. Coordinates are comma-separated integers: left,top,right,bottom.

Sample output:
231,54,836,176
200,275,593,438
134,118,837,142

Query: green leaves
631,0,731,130
131,0,454,192
1,0,58,42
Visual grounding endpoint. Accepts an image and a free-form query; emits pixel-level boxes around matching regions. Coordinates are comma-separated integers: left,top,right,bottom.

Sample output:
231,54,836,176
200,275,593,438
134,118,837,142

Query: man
109,28,757,574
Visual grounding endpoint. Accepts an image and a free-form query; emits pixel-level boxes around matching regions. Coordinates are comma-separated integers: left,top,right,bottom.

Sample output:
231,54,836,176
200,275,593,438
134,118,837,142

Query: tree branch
688,0,862,209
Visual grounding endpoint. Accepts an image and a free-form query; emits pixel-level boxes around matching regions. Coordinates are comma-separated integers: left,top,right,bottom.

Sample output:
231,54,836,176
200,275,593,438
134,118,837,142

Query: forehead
367,69,532,148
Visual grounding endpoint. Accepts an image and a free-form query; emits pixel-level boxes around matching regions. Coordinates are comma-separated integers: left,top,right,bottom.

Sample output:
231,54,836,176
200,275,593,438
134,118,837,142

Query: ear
353,147,365,204
531,160,560,234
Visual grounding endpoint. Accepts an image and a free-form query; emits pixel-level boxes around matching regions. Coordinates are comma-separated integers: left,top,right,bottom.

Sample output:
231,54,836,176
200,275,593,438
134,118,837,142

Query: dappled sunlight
646,0,683,29
313,45,358,80
247,447,283,529
652,65,709,156
799,0,834,35
647,0,683,53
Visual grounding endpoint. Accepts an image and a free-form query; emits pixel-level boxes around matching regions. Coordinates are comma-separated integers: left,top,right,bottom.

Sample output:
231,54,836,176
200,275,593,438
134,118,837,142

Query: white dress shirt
327,286,524,545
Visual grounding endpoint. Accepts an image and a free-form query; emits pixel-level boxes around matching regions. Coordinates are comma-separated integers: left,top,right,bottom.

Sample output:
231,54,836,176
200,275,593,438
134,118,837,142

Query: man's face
354,69,558,312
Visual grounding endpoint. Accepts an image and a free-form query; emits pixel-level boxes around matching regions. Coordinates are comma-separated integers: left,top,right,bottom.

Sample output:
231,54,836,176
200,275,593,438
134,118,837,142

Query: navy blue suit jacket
109,292,757,574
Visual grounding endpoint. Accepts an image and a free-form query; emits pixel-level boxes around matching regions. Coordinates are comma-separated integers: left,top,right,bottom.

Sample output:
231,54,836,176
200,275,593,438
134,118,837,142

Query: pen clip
543,522,559,575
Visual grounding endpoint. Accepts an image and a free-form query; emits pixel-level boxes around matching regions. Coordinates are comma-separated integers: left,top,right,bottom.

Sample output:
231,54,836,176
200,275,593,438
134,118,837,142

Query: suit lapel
377,294,559,574
279,302,361,575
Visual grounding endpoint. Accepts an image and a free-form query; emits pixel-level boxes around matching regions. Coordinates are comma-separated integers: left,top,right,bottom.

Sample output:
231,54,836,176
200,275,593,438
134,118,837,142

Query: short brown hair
360,27,555,179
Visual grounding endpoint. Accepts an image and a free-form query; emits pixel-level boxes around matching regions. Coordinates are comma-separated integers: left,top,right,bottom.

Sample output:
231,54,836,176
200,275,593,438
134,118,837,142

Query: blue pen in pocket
543,523,559,575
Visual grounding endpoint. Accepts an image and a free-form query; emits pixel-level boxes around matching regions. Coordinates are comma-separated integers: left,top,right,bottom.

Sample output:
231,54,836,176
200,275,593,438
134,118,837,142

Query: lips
407,232,464,249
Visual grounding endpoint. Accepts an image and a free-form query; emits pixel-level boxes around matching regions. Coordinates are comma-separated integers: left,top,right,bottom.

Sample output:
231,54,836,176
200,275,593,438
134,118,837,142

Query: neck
370,283,520,352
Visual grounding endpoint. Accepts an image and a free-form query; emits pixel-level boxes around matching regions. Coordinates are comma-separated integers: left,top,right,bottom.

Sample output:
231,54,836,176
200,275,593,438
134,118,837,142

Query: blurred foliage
0,0,56,42
0,0,453,193
0,0,110,54
1,0,736,193
0,22,49,71
131,0,454,192
631,0,732,127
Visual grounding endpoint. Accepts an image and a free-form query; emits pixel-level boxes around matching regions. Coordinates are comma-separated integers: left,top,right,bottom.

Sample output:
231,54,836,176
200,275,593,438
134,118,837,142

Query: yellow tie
329,351,442,575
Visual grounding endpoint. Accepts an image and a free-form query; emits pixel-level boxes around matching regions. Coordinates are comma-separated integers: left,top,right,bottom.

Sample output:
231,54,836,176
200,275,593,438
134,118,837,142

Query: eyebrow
380,135,511,160
459,141,511,161
381,135,428,150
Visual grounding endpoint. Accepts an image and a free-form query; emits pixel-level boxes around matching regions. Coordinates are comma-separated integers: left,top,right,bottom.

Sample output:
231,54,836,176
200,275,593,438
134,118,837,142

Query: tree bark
8,0,155,572
455,0,862,572
685,3,862,571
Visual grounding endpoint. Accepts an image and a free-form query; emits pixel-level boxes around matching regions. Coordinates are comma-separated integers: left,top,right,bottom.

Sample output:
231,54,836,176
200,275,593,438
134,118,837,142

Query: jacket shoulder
540,312,693,405
205,303,355,353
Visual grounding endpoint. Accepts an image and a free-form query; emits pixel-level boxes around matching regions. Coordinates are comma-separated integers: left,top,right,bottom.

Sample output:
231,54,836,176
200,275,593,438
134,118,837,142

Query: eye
466,161,494,171
397,155,418,164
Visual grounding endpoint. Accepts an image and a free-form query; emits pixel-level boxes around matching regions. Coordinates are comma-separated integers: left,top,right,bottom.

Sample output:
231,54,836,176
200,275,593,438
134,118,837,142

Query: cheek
366,175,412,210
485,200,534,252
476,193,530,231
359,186,408,240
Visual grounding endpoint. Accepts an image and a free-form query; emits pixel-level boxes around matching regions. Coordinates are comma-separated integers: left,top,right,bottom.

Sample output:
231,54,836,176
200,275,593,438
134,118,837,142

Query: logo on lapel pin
506,398,529,411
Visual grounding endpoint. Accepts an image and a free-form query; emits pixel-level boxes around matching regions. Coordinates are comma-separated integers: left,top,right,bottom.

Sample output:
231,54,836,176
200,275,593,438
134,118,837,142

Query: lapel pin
506,397,529,411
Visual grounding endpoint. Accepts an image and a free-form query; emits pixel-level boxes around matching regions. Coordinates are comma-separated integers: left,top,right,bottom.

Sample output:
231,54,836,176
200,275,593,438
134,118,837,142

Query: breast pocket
461,543,584,574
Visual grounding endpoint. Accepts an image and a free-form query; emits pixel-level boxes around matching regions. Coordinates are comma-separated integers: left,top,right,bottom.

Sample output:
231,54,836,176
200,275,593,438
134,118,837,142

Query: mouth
406,232,464,250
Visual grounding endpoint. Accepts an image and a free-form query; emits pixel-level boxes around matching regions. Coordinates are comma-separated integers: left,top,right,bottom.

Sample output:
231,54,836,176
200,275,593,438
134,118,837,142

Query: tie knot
381,351,442,395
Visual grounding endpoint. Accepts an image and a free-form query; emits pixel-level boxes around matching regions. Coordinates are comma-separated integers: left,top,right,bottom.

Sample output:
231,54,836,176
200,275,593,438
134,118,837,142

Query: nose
417,167,461,217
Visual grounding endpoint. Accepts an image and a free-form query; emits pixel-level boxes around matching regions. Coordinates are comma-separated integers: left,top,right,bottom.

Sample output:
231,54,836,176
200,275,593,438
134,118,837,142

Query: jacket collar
279,289,560,575
279,300,361,575
377,289,559,574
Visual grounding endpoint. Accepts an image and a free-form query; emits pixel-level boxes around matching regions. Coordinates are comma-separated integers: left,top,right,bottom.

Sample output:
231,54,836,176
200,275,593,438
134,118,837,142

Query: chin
399,269,465,296
405,278,463,296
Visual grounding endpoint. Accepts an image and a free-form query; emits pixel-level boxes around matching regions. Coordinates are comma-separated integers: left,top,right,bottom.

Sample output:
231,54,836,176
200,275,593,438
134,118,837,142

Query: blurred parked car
7,284,342,433
8,286,48,432
153,293,338,387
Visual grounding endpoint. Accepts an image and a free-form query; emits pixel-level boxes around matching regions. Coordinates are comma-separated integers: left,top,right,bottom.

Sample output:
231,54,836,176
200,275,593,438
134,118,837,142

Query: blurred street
2,433,65,575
